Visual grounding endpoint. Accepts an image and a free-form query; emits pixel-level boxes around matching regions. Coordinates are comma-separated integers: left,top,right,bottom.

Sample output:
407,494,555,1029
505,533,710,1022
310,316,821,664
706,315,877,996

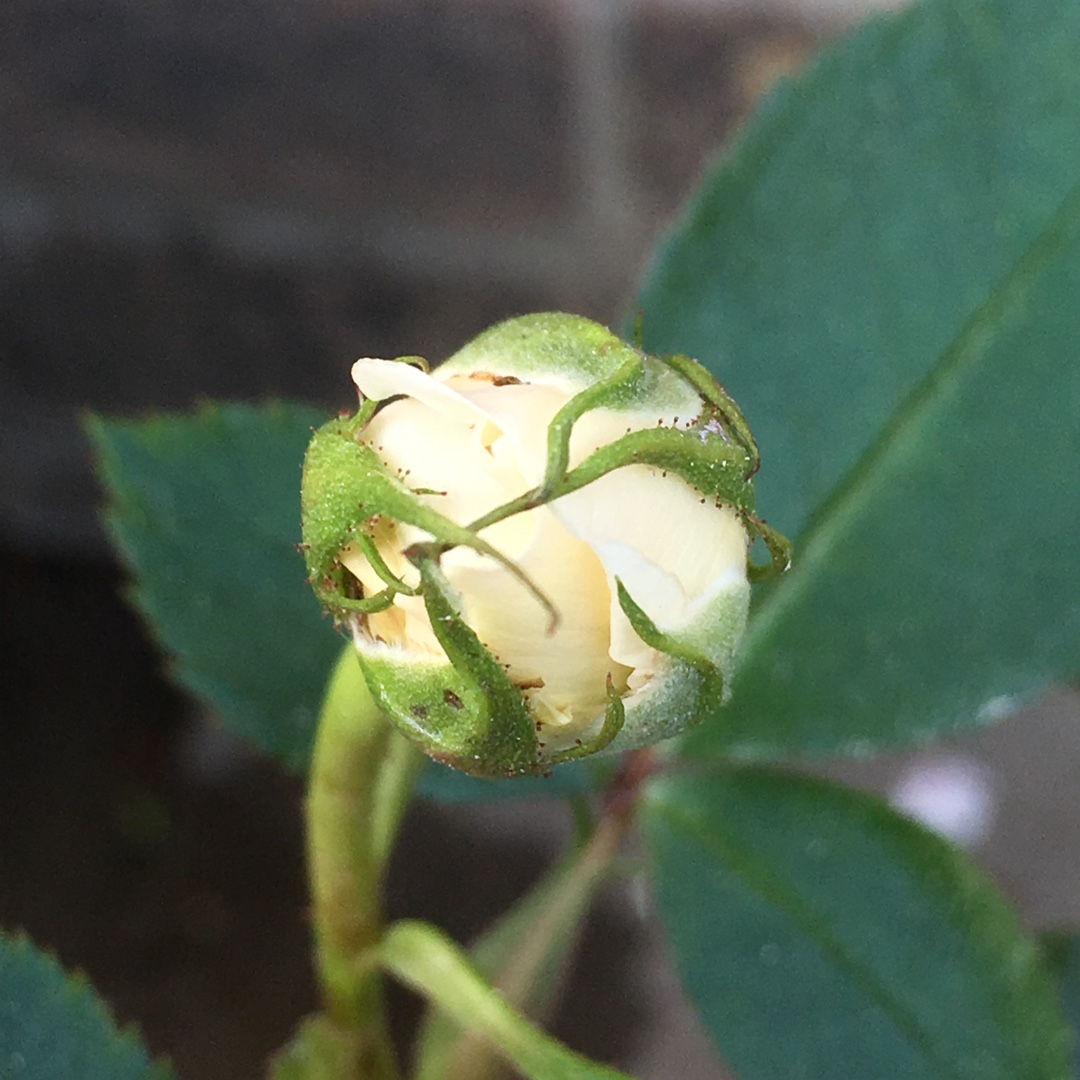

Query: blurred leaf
642,768,1070,1080
416,758,604,803
631,0,1080,757
380,921,633,1080
1043,932,1080,1078
88,402,338,771
633,0,1080,542
0,931,172,1080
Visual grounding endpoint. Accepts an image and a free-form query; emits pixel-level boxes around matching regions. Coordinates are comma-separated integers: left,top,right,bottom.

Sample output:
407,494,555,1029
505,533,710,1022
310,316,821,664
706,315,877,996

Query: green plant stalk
414,750,653,1080
307,644,425,1079
379,921,635,1080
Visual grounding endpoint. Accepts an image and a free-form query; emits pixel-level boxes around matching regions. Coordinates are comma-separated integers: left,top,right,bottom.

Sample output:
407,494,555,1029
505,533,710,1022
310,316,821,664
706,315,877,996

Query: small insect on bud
301,313,789,778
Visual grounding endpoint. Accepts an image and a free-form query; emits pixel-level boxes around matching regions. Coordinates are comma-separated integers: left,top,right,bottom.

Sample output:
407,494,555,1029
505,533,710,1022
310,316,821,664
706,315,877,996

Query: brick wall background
0,0,859,555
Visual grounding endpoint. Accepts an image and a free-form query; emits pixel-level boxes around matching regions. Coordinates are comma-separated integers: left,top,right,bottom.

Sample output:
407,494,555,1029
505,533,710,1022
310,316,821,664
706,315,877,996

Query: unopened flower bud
301,313,789,778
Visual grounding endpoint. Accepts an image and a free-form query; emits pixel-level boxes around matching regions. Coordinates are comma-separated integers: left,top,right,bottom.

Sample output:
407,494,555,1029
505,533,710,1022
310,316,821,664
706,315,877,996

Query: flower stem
411,748,656,1080
306,644,425,1079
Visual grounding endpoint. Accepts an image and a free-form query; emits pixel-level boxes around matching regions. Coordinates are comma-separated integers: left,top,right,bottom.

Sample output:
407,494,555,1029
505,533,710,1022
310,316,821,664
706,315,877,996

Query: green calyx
300,412,554,625
354,559,625,778
448,316,790,581
357,557,539,778
300,313,789,777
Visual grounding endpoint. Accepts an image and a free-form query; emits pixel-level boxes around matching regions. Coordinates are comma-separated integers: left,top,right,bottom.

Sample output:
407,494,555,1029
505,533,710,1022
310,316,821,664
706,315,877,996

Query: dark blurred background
3,2,1078,1078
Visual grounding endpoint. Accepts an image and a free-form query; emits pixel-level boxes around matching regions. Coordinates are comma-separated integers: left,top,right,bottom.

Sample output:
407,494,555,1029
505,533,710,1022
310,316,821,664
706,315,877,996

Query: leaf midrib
650,797,970,1080
739,172,1080,663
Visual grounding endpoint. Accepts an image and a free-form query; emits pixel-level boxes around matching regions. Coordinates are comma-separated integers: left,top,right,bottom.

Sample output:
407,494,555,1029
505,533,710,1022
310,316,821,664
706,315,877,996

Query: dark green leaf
88,402,338,770
0,931,172,1080
630,0,1080,756
643,768,1070,1080
416,758,602,803
1043,932,1080,1078
633,0,1080,541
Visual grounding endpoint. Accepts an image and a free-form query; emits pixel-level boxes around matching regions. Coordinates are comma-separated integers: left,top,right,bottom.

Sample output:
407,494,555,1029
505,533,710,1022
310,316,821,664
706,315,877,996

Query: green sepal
615,578,720,681
539,356,646,492
537,349,758,513
659,351,761,466
560,424,757,512
458,316,771,559
438,312,647,391
354,530,420,596
609,578,728,742
301,413,553,625
556,346,760,508
441,315,763,515
546,675,626,767
743,512,794,583
356,557,541,779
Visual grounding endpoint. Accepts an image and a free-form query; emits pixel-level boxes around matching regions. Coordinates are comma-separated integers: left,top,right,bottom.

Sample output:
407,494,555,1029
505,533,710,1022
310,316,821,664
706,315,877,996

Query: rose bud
301,313,789,778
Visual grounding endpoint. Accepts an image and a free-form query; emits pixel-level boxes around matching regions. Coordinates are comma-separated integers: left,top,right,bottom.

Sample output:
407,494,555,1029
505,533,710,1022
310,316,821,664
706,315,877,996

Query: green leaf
88,402,339,771
633,0,1080,542
379,921,634,1080
1043,933,1080,1078
416,758,602,803
0,931,173,1080
631,0,1080,756
642,768,1070,1080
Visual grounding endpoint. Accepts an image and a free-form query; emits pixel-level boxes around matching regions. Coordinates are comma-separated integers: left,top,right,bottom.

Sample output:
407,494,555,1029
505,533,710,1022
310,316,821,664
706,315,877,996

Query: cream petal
352,358,494,433
551,465,747,612
440,377,569,487
363,396,536,559
442,504,626,727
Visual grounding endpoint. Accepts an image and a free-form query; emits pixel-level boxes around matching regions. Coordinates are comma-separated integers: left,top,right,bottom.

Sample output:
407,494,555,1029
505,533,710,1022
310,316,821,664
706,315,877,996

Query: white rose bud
301,313,789,778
